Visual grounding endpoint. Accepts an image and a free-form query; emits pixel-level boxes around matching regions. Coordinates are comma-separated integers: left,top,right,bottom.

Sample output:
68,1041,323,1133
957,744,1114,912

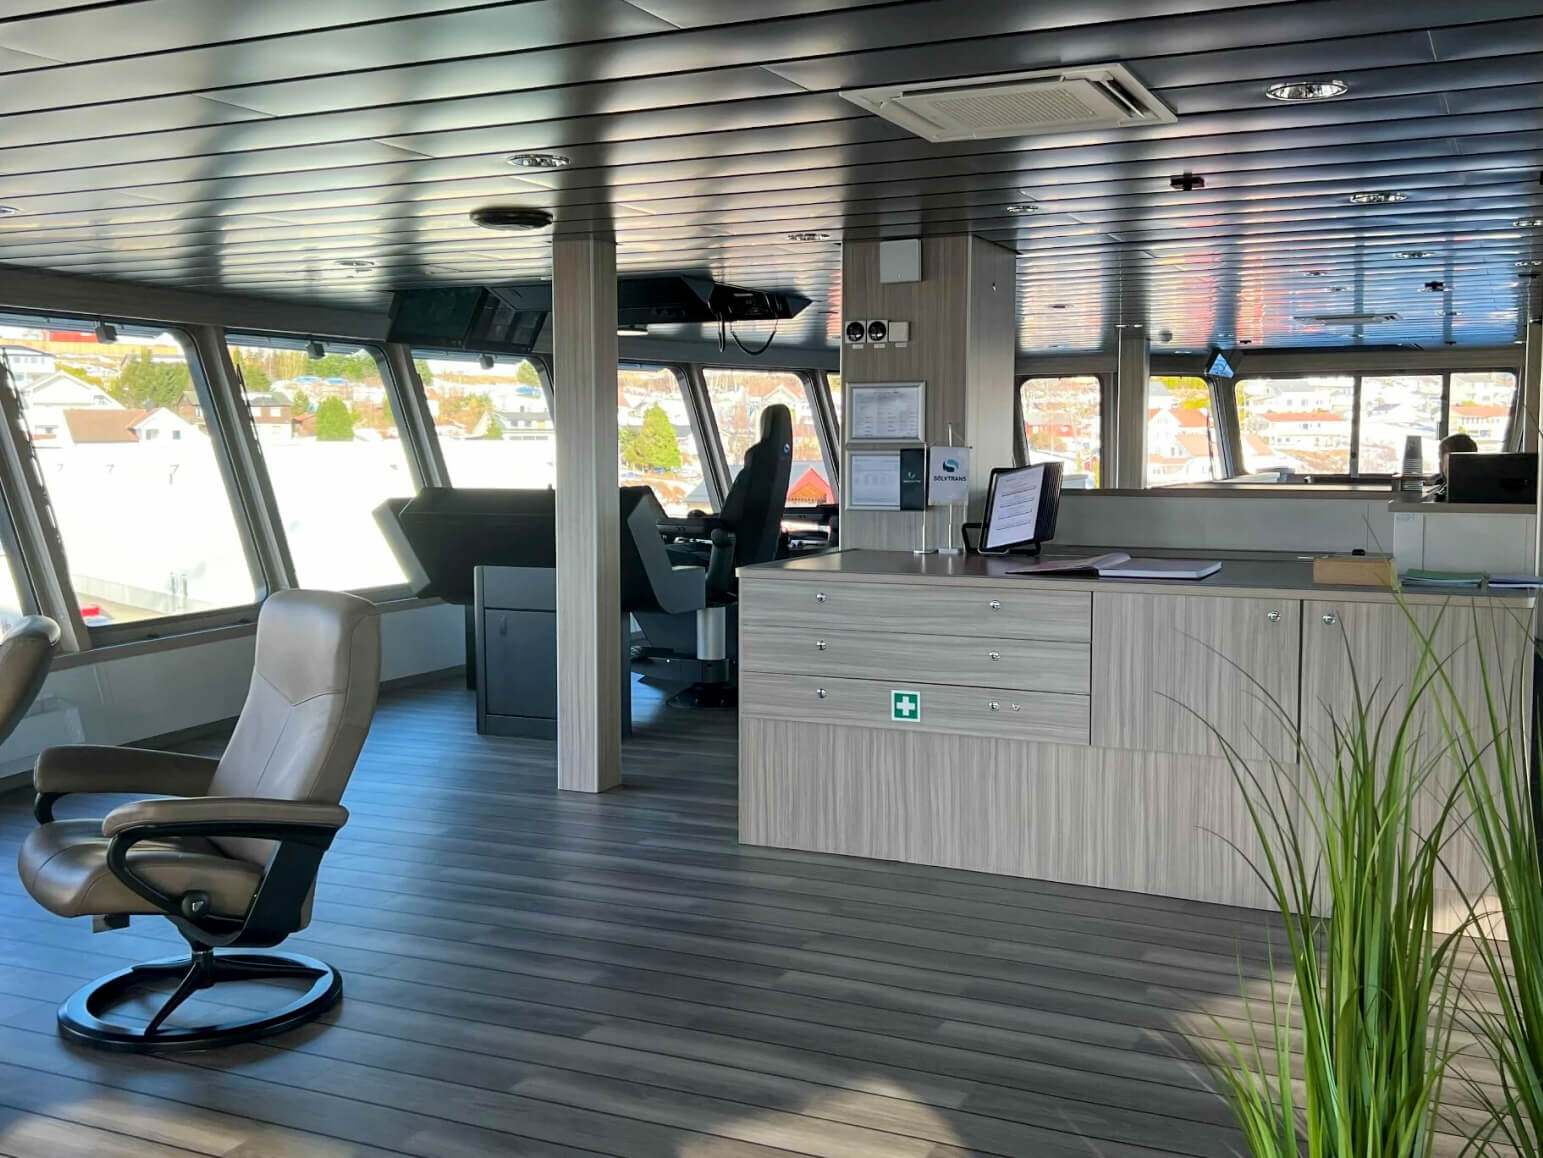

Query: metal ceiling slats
0,1,1537,351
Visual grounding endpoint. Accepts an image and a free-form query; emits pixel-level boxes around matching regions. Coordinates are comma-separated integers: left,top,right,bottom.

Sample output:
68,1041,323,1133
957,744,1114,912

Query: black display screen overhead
389,276,810,353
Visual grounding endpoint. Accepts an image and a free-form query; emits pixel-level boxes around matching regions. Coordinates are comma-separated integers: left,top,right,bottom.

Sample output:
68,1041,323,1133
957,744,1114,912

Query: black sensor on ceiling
469,206,554,231
1170,171,1205,191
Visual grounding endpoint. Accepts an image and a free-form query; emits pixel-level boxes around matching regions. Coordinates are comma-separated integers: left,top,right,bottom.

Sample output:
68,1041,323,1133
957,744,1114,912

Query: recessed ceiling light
1517,259,1543,268
335,258,375,269
1515,217,1543,228
1265,78,1349,102
1004,203,1039,216
1395,250,1433,259
786,231,832,242
0,206,19,217
1328,285,1349,292
1049,303,1068,310
1303,270,1327,277
1444,309,1461,317
470,206,554,231
506,152,570,170
1349,191,1408,205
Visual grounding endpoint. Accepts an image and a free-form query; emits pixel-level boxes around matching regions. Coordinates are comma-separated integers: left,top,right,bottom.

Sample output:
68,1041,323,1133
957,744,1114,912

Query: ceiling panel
0,0,1537,353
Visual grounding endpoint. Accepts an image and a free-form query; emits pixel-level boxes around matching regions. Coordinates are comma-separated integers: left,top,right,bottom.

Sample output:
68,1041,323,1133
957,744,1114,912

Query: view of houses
1022,371,1517,486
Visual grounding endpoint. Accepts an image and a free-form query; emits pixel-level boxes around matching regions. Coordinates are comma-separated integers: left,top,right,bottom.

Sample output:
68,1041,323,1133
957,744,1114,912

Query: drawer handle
815,592,828,603
987,701,1000,712
988,599,1002,611
1322,613,1338,626
1266,610,1281,623
815,639,827,651
988,650,1001,661
815,688,828,699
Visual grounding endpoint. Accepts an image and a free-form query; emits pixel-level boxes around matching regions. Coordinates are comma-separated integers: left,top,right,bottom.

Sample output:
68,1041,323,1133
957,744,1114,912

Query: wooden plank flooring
0,677,1462,1156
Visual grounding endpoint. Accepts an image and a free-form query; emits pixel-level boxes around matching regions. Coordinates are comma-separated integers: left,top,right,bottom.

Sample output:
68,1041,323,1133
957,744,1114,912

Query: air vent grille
842,65,1175,143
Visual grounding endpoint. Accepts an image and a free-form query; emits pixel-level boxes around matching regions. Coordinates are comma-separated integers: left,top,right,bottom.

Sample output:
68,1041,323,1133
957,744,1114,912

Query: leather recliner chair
17,589,381,1051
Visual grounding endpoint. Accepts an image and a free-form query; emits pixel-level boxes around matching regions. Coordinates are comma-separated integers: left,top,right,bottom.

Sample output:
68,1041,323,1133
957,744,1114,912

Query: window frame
225,331,425,604
1231,367,1519,483
0,312,271,647
406,347,554,493
1013,371,1113,488
698,364,841,511
618,362,717,516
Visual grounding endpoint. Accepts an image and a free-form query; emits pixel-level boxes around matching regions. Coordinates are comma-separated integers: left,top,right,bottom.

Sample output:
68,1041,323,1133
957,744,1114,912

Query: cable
728,318,779,357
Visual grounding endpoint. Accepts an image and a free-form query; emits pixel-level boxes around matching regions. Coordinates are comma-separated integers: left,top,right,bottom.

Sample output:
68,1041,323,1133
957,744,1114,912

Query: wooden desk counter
737,550,1531,910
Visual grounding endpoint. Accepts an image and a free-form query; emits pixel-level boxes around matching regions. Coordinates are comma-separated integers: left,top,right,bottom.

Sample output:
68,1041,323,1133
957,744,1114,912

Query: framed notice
846,381,925,443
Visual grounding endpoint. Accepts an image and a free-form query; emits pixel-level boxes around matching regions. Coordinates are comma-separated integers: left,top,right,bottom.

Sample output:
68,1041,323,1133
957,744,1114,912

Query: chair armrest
34,746,221,823
101,797,350,945
103,797,349,839
658,516,725,541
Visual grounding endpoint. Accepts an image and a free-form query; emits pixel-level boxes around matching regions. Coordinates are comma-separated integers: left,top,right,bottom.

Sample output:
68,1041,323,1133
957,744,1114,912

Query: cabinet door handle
987,701,1001,711
815,639,827,651
815,592,827,603
988,599,1002,611
1266,610,1281,623
988,650,1001,661
1321,612,1338,626
815,688,828,699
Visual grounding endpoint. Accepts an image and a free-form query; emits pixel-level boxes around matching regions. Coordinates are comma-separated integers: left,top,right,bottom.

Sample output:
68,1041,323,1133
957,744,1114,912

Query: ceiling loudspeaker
841,64,1174,143
469,206,554,231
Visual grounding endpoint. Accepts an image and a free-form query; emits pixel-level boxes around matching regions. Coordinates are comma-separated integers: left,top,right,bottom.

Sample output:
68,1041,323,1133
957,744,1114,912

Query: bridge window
414,353,554,488
1146,376,1220,487
1449,371,1517,453
1019,375,1102,488
1237,376,1355,477
618,365,707,517
703,368,833,507
228,337,415,593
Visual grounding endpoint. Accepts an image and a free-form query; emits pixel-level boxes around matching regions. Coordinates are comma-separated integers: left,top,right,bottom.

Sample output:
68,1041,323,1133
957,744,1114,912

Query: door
1092,592,1301,761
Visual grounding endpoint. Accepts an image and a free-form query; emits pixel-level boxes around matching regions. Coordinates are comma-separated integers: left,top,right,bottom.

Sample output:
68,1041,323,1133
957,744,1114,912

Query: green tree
413,358,435,385
483,415,505,440
58,365,105,389
622,404,682,473
515,360,540,387
289,389,312,415
235,357,271,393
111,349,191,408
315,396,355,441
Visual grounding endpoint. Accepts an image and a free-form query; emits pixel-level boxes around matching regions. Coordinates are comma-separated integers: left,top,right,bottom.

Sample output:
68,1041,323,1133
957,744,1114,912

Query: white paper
928,446,970,507
849,384,923,441
848,451,902,510
984,466,1045,549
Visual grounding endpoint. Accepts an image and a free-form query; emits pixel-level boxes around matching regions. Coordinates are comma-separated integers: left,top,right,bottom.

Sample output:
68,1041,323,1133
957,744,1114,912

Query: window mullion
1348,375,1363,476
680,363,729,508
192,326,292,594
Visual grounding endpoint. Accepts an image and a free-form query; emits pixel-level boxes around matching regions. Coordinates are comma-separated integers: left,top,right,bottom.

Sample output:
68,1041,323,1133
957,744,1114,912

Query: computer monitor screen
981,463,1063,551
1206,347,1235,379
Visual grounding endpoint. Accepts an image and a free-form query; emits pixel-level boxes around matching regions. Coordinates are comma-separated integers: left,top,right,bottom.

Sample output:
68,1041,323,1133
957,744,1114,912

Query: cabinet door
1300,598,1534,914
1300,599,1532,762
1093,592,1300,760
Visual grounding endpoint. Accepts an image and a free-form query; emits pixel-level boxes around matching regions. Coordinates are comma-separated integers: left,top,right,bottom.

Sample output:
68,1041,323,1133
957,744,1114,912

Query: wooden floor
0,677,1493,1157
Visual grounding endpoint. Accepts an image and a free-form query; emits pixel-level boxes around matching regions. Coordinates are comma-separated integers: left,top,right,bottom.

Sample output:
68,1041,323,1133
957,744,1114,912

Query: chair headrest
254,590,379,705
2,616,61,649
758,403,792,451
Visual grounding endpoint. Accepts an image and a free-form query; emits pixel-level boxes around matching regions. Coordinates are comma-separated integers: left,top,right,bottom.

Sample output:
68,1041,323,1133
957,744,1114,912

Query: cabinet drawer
741,671,1090,745
741,579,1091,643
741,624,1090,694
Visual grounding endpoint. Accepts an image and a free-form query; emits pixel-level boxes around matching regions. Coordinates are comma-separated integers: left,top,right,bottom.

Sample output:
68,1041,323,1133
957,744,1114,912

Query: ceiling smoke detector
1265,78,1349,102
841,63,1174,143
506,152,570,170
470,206,554,231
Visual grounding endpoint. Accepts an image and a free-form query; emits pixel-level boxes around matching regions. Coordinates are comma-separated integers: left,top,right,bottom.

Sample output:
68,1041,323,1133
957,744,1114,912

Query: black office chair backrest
717,404,793,568
0,616,60,746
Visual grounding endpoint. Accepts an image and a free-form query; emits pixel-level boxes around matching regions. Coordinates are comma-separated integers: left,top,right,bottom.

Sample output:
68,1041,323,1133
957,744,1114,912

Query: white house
21,371,122,444
1253,410,1352,451
0,345,56,385
52,406,199,449
1449,403,1509,445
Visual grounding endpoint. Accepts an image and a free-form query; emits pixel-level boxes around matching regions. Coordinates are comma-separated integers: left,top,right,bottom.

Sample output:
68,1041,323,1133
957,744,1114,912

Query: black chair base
58,949,341,1052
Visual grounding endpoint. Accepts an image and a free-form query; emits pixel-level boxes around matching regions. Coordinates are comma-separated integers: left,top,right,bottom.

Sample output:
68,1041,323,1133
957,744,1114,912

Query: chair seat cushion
18,819,262,920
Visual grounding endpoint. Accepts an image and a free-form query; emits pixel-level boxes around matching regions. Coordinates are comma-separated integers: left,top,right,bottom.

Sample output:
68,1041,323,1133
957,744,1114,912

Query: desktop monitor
980,462,1063,553
1205,346,1236,379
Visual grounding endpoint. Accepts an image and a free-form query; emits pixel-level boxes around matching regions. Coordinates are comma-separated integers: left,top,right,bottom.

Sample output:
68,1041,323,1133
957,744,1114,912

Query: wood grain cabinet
1092,592,1301,760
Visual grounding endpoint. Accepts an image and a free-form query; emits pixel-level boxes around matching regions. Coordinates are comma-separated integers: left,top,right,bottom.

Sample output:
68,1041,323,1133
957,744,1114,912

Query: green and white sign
891,689,922,723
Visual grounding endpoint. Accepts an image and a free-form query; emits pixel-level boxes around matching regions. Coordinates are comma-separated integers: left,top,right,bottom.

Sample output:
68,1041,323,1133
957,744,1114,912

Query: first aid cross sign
891,690,921,723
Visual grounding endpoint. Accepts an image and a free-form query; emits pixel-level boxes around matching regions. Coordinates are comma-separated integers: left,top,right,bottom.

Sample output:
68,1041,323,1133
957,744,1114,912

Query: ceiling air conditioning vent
1295,312,1402,325
841,64,1175,142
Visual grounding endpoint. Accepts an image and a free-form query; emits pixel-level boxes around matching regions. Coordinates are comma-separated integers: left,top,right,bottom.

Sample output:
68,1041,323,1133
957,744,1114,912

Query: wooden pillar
552,235,622,793
838,234,1016,550
1113,328,1150,488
